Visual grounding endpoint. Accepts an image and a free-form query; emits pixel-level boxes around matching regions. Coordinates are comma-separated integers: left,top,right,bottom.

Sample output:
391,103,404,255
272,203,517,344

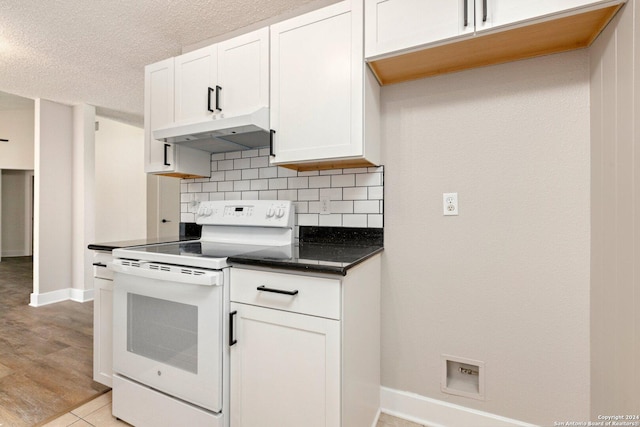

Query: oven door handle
109,261,222,286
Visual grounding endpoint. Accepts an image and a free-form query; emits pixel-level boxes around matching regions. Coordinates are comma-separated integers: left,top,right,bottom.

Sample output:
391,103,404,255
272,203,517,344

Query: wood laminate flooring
0,256,109,426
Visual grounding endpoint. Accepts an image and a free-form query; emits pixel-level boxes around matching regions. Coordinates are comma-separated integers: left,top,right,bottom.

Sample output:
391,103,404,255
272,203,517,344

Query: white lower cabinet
93,251,114,387
230,256,381,426
230,303,341,427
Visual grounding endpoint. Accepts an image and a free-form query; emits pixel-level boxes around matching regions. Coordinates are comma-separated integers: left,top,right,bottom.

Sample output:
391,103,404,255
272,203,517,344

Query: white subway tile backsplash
368,214,383,228
277,189,298,201
298,214,319,226
242,191,260,200
180,151,383,229
354,200,380,214
309,176,331,188
234,180,250,192
202,182,217,192
225,170,241,181
320,188,343,201
269,178,288,190
331,174,355,188
298,189,319,201
332,201,354,214
356,172,382,187
294,202,309,214
218,159,234,170
287,177,309,189
234,158,251,169
251,156,269,169
259,190,278,200
259,167,278,179
218,181,233,192
250,179,269,191
343,187,367,200
278,168,298,178
343,214,368,227
187,183,202,193
368,186,383,200
242,169,259,180
210,171,225,182
319,214,342,226
320,169,343,175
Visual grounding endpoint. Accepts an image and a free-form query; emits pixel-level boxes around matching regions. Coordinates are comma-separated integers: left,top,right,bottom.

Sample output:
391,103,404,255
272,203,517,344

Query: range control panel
196,200,294,228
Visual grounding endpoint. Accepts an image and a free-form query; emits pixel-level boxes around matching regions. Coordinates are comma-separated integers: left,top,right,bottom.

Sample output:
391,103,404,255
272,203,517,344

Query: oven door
111,261,224,412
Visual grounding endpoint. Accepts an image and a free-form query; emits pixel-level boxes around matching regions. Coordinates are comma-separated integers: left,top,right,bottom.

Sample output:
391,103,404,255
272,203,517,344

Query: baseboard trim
380,387,539,427
1,250,30,257
71,288,94,303
30,288,94,307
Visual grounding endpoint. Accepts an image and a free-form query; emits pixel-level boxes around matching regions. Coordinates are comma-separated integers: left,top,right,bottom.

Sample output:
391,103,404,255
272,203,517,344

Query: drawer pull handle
93,262,107,267
229,310,237,346
257,285,299,296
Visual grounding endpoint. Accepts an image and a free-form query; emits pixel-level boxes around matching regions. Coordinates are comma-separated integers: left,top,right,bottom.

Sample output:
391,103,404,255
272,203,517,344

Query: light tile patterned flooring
41,391,128,427
43,391,427,427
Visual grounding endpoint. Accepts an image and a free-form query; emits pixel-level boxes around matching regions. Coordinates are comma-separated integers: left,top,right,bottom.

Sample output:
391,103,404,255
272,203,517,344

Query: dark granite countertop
228,226,384,276
88,235,198,252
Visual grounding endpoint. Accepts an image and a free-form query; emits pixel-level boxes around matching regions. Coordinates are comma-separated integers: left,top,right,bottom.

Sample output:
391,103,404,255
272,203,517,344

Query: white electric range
108,200,294,427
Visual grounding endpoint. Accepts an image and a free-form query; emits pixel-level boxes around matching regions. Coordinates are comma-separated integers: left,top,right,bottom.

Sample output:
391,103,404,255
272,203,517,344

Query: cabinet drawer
231,269,341,320
93,252,114,280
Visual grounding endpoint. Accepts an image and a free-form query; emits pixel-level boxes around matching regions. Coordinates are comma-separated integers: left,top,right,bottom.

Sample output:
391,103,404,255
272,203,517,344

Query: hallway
0,257,109,426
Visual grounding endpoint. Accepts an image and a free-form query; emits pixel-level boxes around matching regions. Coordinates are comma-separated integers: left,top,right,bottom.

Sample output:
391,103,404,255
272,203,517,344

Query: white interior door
147,175,180,239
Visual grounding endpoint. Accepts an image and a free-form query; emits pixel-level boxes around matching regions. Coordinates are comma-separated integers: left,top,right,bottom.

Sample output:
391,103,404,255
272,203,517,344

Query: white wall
94,116,147,242
72,105,96,300
1,170,32,257
0,107,34,170
380,51,591,425
590,0,640,415
33,99,73,299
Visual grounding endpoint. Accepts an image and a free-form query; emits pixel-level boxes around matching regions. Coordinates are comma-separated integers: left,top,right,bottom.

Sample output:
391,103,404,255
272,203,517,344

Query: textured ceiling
0,0,334,126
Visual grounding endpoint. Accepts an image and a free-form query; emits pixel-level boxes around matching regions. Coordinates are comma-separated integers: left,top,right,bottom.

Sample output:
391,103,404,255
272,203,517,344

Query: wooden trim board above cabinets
368,4,623,85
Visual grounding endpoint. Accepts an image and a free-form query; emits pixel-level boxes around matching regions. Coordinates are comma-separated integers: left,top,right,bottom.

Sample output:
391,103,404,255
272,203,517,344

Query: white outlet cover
443,192,458,216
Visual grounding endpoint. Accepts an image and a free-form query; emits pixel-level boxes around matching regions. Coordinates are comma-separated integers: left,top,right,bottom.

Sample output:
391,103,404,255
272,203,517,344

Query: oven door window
127,294,198,374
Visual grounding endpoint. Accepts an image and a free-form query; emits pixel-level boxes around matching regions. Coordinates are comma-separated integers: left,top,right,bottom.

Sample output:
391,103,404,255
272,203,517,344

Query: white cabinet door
477,0,604,32
218,27,269,117
174,45,218,123
230,302,341,427
144,58,175,174
93,276,113,387
271,0,378,166
144,58,211,178
365,0,471,59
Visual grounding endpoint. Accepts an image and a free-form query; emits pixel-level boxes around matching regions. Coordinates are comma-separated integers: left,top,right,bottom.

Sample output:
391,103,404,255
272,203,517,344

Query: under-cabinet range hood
153,107,270,153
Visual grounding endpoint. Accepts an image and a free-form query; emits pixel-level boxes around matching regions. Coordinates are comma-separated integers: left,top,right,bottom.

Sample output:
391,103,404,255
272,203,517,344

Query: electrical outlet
443,192,458,216
320,196,331,215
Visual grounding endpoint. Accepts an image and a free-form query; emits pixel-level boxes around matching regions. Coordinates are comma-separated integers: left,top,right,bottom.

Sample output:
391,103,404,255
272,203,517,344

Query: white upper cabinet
144,58,211,178
174,27,269,124
270,0,380,170
145,58,175,174
476,0,612,33
218,28,269,117
365,0,626,84
365,0,472,59
174,45,218,124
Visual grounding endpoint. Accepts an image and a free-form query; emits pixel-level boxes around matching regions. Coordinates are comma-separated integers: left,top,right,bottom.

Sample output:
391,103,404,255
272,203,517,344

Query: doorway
1,169,34,259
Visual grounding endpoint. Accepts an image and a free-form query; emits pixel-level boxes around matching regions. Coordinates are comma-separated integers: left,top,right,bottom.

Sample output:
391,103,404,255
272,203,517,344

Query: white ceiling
0,0,336,126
